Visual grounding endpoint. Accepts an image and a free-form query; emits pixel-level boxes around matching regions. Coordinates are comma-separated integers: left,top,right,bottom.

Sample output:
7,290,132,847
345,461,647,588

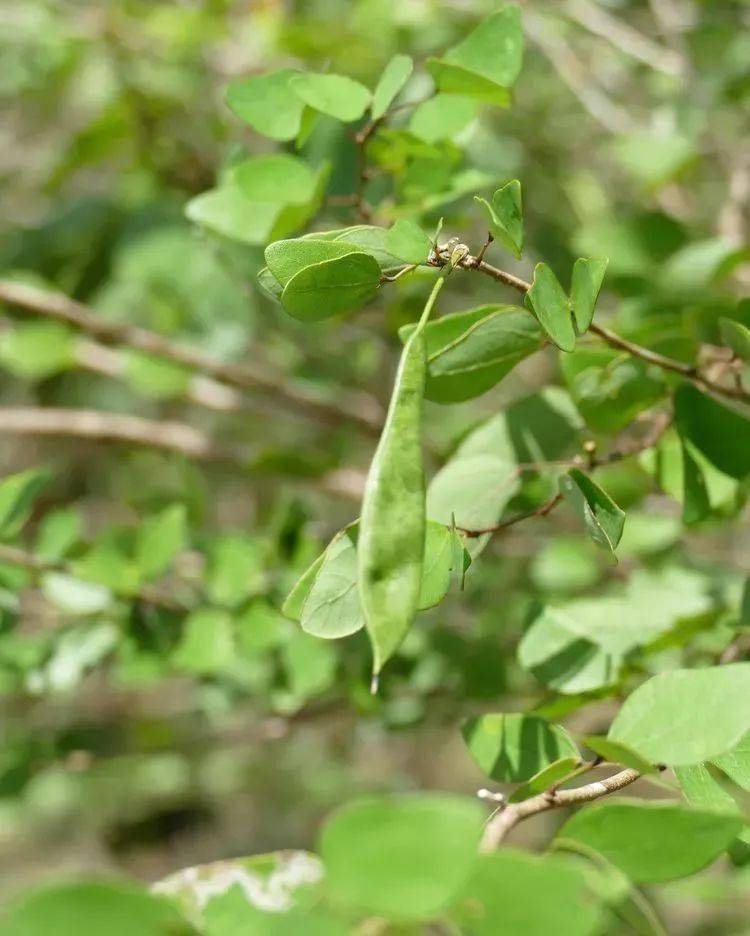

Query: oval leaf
371,54,413,120
319,794,484,921
608,664,750,765
557,800,742,883
281,252,381,321
525,263,575,352
462,713,579,782
290,73,371,122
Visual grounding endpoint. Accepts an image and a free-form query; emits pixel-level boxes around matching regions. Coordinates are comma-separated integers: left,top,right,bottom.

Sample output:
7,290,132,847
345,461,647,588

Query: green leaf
233,154,319,203
319,794,483,920
561,347,665,433
427,388,582,529
0,321,76,379
358,279,442,674
371,54,413,120
70,532,140,595
265,237,366,288
236,601,285,654
644,428,738,518
509,758,582,802
282,553,330,622
526,567,713,666
185,185,282,245
713,730,750,790
136,504,187,580
186,158,328,246
719,317,750,361
674,383,750,479
427,6,523,104
405,304,542,402
518,606,619,695
680,439,711,525
226,69,306,141
152,851,324,929
280,252,381,322
462,713,579,782
454,849,604,936
570,257,608,333
125,351,190,400
40,572,111,616
676,763,745,819
284,520,462,639
299,526,363,639
428,453,519,531
40,622,118,691
205,534,264,607
613,133,698,189
290,73,371,122
561,469,625,556
0,468,49,538
419,521,466,609
473,179,523,258
581,736,656,774
173,608,235,676
525,263,576,352
282,629,337,698
608,664,750,765
204,891,346,936
557,800,742,882
299,225,403,270
34,507,82,561
408,94,477,143
1,880,195,936
530,536,600,595
384,218,432,265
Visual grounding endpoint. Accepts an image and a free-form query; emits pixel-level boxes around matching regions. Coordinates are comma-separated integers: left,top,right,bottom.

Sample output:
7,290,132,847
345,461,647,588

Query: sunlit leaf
427,6,523,104
525,263,575,352
462,713,579,782
474,180,523,258
558,800,741,882
608,664,750,765
319,794,483,920
371,54,413,120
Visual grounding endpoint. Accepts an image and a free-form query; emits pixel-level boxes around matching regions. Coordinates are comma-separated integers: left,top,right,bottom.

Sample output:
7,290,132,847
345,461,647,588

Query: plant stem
0,280,384,435
480,767,642,851
422,252,750,405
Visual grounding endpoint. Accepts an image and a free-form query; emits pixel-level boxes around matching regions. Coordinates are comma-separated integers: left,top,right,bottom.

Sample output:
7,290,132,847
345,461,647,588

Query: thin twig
480,767,642,851
0,406,225,459
564,0,684,77
429,252,750,405
0,280,383,435
457,409,672,538
0,406,366,501
459,493,563,539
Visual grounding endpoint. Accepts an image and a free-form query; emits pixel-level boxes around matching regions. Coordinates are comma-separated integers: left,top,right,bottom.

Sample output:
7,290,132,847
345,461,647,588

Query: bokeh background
1,1,749,931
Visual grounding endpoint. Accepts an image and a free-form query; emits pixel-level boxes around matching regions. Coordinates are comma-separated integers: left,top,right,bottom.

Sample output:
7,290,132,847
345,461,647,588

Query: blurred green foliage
1,0,750,932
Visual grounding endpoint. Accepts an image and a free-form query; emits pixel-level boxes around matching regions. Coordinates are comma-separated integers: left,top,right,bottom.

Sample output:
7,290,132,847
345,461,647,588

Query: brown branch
73,337,248,414
457,410,672,538
460,492,563,539
0,542,186,612
0,280,383,435
428,252,750,404
564,0,684,77
0,406,365,502
480,767,642,851
0,406,227,460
